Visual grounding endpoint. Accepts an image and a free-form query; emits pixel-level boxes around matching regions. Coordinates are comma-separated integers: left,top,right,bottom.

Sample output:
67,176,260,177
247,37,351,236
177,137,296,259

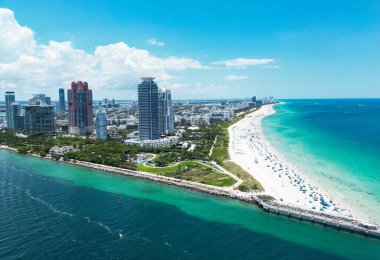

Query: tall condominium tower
158,89,175,135
68,81,93,135
5,91,15,128
96,106,107,140
24,105,55,132
8,102,24,130
58,88,65,114
138,77,160,140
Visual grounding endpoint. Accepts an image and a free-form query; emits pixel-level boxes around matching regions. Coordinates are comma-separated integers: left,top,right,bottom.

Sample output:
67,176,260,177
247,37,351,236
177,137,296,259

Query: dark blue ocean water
263,99,380,223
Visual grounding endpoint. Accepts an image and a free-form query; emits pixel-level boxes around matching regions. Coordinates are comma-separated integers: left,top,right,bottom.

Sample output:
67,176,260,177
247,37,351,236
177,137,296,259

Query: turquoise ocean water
0,150,380,259
263,99,380,223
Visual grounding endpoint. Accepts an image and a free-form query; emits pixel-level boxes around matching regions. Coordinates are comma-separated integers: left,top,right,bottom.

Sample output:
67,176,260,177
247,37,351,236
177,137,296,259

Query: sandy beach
228,104,365,221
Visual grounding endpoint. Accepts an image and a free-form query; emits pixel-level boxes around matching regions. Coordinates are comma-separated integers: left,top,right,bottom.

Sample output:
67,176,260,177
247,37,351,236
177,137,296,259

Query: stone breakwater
1,145,379,240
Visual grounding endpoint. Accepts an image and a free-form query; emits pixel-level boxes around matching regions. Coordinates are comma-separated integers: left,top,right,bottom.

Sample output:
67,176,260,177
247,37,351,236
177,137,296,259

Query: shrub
257,195,275,202
17,146,28,154
238,184,249,191
51,154,61,161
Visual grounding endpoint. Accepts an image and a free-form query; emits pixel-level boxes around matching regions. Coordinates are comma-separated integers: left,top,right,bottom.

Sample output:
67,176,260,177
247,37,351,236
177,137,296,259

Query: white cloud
0,8,35,63
147,38,165,46
225,74,248,80
0,8,208,99
213,58,275,68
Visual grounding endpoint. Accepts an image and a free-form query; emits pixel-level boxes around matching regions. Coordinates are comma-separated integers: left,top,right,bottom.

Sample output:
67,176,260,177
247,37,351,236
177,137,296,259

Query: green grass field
137,160,236,187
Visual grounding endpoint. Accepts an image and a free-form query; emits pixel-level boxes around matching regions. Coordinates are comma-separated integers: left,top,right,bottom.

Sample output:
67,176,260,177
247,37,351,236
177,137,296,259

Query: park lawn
223,161,264,191
178,167,236,187
138,160,213,173
211,147,229,162
137,160,236,187
211,130,230,162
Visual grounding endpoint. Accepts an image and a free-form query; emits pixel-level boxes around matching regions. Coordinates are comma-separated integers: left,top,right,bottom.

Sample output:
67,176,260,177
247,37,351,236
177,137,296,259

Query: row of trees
1,107,259,171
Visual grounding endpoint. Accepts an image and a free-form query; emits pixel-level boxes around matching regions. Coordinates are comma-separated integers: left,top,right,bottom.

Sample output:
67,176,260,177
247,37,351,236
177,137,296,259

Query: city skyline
0,2,379,257
0,1,379,100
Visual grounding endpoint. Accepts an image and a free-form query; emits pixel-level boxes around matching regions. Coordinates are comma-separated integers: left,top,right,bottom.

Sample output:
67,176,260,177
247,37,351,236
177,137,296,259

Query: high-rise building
8,102,24,130
96,107,107,140
58,88,65,114
29,94,51,105
68,81,93,135
158,89,175,135
5,91,15,128
24,105,55,132
138,77,160,140
45,97,51,105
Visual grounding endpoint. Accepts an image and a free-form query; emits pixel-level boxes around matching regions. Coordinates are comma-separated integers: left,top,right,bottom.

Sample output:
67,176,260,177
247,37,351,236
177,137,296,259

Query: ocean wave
24,189,118,237
82,216,114,235
1,181,21,190
94,221,112,234
25,189,74,217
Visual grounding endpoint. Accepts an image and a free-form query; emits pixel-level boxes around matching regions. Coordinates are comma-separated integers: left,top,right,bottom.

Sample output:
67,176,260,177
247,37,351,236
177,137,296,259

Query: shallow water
263,99,380,224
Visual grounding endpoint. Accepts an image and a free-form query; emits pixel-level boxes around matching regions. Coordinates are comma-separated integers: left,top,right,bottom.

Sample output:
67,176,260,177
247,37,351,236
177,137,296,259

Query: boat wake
3,179,121,238
25,190,119,235
25,189,74,217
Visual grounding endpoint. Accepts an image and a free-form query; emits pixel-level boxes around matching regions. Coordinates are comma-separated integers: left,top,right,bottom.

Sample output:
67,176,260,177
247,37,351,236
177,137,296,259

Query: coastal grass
257,194,275,202
137,160,236,187
223,161,264,192
211,128,230,163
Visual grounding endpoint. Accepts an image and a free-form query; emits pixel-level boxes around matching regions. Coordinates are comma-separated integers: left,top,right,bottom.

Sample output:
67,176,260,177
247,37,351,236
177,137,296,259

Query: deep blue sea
263,99,380,223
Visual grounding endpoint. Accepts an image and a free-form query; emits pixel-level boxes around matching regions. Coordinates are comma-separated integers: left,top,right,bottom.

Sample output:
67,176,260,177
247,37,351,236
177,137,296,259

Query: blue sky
0,0,379,100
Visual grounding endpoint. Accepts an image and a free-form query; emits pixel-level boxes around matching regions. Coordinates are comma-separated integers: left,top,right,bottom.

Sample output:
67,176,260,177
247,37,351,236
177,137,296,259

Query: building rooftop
140,77,155,82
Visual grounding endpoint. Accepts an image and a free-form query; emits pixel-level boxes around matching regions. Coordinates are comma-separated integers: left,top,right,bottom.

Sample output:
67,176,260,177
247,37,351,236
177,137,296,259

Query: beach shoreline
229,103,378,226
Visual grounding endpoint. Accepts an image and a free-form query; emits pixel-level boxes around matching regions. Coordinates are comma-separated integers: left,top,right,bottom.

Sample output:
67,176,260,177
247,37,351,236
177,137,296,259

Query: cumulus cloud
147,38,165,46
225,74,248,80
213,58,275,68
0,8,206,98
0,8,35,62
